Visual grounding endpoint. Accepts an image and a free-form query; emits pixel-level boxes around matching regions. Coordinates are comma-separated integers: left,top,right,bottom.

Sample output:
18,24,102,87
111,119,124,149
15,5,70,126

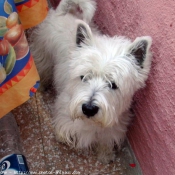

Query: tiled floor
12,89,141,175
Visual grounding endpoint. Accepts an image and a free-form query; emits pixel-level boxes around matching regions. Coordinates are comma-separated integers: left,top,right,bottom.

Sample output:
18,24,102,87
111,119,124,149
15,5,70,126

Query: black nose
82,103,99,118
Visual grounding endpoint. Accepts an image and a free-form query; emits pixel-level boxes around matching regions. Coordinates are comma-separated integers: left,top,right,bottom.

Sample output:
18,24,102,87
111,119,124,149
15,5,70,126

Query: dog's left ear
129,36,152,68
76,20,93,47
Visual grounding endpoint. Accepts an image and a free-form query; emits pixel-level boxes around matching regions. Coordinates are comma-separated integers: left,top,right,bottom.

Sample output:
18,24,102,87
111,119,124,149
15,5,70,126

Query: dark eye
108,82,118,90
111,82,118,90
80,75,84,80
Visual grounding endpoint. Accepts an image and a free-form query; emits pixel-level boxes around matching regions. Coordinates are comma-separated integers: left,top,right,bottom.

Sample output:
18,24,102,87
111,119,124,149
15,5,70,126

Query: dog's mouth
69,99,115,127
73,116,105,127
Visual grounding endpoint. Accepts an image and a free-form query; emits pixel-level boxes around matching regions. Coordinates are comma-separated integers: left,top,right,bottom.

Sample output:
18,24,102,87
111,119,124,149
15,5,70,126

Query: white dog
30,0,152,163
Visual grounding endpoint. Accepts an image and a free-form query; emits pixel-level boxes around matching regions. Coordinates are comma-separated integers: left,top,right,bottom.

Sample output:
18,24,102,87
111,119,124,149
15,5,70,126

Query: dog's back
56,0,96,23
30,0,97,89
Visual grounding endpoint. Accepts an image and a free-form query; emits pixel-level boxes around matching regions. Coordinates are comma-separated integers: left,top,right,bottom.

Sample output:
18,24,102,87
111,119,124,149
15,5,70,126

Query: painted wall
94,0,175,174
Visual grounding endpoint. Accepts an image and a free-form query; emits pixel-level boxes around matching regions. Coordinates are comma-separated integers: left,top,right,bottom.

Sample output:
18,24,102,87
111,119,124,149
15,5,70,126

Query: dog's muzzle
82,103,99,118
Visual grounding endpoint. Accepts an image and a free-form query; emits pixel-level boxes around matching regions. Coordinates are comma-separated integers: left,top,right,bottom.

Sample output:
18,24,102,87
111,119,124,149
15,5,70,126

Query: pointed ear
129,36,152,68
76,20,93,47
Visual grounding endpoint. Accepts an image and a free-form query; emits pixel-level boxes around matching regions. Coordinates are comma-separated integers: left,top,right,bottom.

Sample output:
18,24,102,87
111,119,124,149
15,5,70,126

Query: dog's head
66,20,152,127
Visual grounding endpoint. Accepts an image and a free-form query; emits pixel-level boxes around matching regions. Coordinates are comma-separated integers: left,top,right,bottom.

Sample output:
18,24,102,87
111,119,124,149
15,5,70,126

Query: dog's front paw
55,132,67,144
96,144,115,164
98,151,116,164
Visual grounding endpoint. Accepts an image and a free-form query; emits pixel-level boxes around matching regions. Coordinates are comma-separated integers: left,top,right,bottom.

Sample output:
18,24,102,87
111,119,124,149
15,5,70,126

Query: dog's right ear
129,36,152,68
76,20,93,47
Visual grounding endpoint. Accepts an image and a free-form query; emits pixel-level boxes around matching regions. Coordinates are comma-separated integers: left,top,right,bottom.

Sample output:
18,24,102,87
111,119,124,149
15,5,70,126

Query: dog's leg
96,144,115,164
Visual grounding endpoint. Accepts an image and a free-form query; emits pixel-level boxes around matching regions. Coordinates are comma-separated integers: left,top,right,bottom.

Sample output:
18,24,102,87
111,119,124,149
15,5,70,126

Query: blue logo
0,160,10,175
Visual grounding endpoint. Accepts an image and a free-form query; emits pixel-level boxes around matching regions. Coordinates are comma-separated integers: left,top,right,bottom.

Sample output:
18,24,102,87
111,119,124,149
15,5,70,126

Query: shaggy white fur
30,0,152,163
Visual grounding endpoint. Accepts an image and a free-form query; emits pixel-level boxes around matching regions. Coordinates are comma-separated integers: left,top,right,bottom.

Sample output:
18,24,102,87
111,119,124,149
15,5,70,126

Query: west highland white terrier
30,0,152,163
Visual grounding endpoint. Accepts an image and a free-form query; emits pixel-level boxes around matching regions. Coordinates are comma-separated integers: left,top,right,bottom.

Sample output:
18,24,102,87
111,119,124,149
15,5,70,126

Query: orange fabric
16,0,48,29
0,56,39,117
0,0,45,117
